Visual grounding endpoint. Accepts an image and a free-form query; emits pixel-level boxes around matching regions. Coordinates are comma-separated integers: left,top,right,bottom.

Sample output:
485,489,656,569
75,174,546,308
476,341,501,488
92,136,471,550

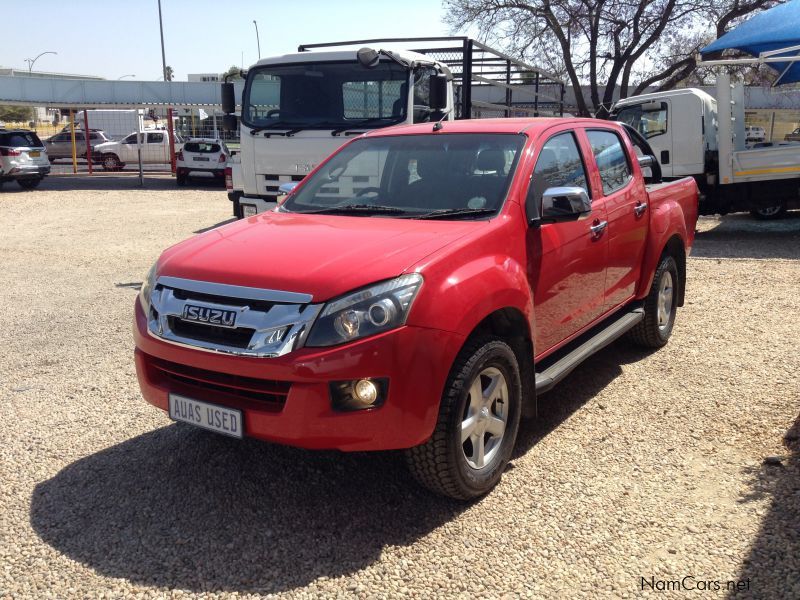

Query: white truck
611,72,800,218
221,37,565,218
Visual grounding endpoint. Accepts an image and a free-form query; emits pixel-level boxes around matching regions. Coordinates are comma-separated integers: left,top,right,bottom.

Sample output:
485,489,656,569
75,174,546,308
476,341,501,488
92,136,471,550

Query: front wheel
628,254,679,348
405,337,522,500
18,177,42,190
750,203,786,220
101,153,122,171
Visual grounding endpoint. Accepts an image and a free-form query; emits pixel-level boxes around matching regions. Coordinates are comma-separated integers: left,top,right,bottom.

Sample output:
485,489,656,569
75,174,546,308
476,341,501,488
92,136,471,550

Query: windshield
242,61,409,130
281,133,526,218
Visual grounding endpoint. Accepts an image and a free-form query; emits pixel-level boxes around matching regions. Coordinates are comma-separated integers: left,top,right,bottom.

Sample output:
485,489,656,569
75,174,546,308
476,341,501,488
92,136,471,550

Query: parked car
45,129,113,160
784,127,800,142
0,128,50,190
133,118,698,500
745,125,766,143
92,131,184,170
175,138,230,186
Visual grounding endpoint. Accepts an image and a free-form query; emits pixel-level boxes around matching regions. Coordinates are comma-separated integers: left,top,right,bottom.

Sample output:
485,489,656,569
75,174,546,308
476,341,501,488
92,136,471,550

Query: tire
176,174,187,187
405,337,522,500
17,177,42,190
101,153,121,171
750,203,786,220
628,254,679,348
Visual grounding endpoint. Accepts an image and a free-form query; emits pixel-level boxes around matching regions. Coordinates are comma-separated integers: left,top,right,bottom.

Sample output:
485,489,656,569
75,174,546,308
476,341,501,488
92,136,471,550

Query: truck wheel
405,337,522,500
750,203,786,220
101,153,121,171
17,177,42,190
628,255,679,348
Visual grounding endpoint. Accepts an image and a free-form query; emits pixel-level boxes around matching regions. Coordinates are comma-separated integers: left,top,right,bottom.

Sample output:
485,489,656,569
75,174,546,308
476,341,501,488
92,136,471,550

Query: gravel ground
1,176,799,599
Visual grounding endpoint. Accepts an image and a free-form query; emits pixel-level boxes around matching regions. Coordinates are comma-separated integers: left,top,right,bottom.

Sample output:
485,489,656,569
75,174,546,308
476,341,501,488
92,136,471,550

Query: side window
528,132,589,206
614,102,667,139
122,134,138,144
147,132,165,144
586,130,632,195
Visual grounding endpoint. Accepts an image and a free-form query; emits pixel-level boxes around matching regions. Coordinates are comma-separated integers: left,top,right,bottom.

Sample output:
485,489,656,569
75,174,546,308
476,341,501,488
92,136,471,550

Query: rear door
525,127,609,354
584,128,648,311
145,132,168,164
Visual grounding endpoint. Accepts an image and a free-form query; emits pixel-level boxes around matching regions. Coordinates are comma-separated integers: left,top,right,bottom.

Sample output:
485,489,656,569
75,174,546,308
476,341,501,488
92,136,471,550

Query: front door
525,129,609,355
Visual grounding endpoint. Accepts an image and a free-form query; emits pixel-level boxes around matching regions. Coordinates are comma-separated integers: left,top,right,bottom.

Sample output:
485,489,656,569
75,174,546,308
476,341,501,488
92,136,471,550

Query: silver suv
45,129,113,160
0,129,50,190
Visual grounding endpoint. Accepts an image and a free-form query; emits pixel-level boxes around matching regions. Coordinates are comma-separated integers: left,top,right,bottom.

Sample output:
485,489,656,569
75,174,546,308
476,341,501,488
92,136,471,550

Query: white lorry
611,72,800,218
221,37,565,218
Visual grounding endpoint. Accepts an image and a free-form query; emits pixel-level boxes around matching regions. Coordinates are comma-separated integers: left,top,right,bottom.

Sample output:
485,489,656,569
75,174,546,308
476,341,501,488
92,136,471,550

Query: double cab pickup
134,117,698,499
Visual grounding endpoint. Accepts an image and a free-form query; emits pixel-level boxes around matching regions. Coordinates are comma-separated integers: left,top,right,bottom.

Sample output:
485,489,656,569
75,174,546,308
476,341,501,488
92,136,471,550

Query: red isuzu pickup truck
134,117,697,499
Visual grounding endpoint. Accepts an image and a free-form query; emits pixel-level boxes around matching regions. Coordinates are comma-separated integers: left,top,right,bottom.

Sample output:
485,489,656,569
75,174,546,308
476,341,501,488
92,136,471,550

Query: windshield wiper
414,207,499,220
291,204,407,216
249,121,303,136
331,116,405,136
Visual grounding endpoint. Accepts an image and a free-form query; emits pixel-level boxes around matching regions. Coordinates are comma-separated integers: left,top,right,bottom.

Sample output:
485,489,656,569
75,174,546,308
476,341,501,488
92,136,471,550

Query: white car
745,126,766,143
0,129,50,190
176,138,230,186
92,130,184,171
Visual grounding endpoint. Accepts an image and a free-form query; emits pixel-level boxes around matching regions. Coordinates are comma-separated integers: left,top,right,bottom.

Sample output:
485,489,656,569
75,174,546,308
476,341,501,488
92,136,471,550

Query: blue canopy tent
701,0,800,85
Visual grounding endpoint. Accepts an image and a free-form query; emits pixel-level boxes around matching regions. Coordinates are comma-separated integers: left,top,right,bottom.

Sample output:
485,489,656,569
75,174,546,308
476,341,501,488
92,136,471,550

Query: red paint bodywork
134,118,698,451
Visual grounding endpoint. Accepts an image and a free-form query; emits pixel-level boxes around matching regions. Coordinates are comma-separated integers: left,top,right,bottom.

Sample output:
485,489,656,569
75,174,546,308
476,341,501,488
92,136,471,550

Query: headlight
138,262,158,312
305,274,423,347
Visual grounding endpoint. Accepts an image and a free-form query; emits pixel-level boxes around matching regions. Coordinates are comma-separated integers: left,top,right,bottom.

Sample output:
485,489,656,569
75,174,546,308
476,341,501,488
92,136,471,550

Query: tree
164,65,174,81
444,0,778,117
0,105,33,122
222,65,244,81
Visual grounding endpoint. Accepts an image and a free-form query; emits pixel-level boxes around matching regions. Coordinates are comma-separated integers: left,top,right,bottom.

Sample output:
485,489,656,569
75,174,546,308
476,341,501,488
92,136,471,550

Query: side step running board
535,307,644,395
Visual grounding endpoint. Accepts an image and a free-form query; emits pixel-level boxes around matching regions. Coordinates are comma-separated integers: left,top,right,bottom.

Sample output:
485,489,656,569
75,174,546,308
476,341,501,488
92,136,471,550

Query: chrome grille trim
157,276,313,304
147,277,322,358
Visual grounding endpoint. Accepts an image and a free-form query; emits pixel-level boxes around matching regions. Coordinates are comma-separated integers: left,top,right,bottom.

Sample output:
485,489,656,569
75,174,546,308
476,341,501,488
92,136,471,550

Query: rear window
0,132,43,147
184,142,221,153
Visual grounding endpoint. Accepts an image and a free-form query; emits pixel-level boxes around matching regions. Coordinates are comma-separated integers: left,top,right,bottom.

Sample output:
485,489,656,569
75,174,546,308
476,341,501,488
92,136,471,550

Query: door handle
634,202,648,216
590,220,608,237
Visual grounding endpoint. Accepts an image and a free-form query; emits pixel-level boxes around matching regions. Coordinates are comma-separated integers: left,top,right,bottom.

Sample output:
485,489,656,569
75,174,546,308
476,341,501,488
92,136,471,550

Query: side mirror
357,47,380,69
222,114,238,132
277,181,298,204
429,74,448,111
541,186,592,220
221,82,236,114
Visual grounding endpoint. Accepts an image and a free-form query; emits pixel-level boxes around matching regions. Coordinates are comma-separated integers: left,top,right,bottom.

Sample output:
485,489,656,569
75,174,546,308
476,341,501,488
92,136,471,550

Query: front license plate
29,151,40,157
242,204,257,217
169,394,243,438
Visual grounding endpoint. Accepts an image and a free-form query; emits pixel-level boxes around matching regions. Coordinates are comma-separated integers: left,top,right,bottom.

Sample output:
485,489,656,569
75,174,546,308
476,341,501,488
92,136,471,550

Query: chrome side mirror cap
541,186,592,219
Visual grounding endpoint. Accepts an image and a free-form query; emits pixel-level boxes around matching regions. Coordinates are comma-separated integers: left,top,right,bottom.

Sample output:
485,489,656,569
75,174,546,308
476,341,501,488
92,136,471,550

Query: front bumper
133,299,465,451
236,195,277,217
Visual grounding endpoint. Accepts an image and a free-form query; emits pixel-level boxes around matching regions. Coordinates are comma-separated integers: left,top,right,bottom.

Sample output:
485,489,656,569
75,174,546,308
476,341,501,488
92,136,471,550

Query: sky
2,0,454,80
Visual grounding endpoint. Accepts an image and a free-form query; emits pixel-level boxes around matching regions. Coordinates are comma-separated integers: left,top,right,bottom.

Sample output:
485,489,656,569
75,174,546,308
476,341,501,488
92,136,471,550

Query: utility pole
158,0,168,81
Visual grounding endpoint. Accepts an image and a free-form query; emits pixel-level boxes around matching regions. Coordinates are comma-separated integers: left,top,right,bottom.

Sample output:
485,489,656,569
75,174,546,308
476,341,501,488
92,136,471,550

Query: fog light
329,377,388,411
354,379,378,405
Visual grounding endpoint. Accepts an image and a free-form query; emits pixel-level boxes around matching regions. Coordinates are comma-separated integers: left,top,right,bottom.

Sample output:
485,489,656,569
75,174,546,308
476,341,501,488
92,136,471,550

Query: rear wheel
628,255,679,348
750,203,786,220
176,173,187,186
17,177,42,190
405,337,522,500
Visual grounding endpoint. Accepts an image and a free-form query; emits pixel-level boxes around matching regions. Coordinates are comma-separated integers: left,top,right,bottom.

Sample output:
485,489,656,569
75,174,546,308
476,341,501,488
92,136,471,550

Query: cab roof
363,117,602,137
253,49,437,68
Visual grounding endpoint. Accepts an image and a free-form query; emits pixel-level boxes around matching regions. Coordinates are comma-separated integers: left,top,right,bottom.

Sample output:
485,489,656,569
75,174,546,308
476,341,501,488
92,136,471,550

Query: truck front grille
146,276,322,358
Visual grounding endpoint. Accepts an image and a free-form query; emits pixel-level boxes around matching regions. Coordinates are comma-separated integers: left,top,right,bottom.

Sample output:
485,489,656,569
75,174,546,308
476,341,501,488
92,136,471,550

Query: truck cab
230,48,453,215
611,88,717,179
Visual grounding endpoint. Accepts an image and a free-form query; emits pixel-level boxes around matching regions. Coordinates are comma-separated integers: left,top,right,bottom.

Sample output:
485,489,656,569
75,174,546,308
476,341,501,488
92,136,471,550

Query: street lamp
24,51,57,75
253,20,261,59
118,74,135,80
